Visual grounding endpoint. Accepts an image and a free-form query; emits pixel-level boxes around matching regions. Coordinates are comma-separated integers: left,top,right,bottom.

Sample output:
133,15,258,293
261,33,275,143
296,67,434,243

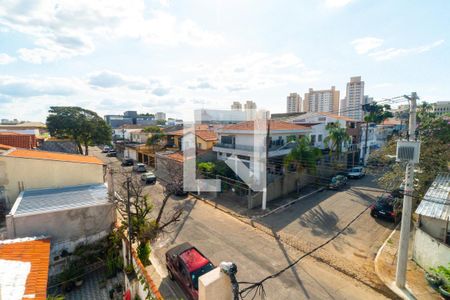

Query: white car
347,166,365,179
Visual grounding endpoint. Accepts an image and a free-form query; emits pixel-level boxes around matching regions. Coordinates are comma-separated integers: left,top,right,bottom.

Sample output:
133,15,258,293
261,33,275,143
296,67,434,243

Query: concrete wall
0,156,104,207
124,147,138,160
420,216,448,241
6,203,115,242
249,170,312,208
413,227,450,270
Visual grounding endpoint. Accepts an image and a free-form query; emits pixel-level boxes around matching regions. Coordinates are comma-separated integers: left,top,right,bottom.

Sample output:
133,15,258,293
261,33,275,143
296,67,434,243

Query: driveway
258,175,396,290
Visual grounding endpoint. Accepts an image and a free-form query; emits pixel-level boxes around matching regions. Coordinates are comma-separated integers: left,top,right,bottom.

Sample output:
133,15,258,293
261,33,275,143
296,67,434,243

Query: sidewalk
192,185,323,220
374,227,441,299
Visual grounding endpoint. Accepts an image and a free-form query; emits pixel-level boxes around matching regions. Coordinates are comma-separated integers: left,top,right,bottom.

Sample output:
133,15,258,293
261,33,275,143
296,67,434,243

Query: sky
0,0,449,122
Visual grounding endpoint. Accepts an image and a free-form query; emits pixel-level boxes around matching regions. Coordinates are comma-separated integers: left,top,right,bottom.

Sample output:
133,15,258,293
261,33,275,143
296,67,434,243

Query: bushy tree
46,106,111,155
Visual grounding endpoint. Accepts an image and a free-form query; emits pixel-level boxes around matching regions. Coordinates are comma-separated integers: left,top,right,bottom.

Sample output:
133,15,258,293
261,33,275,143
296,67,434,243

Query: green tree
324,122,351,158
362,102,393,161
156,119,166,126
369,114,450,200
143,126,161,133
46,107,111,155
284,136,322,173
198,162,215,173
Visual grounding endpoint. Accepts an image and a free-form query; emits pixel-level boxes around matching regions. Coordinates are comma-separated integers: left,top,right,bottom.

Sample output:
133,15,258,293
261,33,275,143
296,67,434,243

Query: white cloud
0,76,76,97
351,37,384,54
0,0,224,63
351,37,444,61
368,39,444,61
325,0,353,8
0,53,16,64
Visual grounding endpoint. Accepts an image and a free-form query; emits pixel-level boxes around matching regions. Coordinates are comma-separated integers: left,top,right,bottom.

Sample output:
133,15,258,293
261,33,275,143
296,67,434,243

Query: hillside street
92,147,393,299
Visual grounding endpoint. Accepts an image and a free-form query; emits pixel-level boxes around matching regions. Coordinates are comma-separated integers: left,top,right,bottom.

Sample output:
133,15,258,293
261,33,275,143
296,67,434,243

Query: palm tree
284,136,322,173
324,122,351,159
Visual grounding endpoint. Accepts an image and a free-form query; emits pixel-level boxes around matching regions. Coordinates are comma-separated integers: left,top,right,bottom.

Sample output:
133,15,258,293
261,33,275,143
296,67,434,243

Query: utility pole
126,177,133,266
262,120,270,210
395,92,418,289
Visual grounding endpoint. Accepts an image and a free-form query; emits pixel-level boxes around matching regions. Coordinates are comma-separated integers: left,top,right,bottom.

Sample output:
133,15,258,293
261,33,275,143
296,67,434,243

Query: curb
189,187,324,221
374,225,417,300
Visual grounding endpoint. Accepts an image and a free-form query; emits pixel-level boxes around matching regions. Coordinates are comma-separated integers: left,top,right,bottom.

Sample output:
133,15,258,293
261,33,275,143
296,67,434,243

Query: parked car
166,243,215,300
347,166,365,179
328,175,348,190
106,150,117,157
370,195,401,223
102,146,111,153
133,163,147,173
141,172,156,184
121,158,134,166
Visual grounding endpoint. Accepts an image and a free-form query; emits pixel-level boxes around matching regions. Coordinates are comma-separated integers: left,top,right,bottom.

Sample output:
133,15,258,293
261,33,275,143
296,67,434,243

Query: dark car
328,175,348,190
141,172,156,184
106,150,117,157
121,158,134,166
166,243,215,300
370,196,401,223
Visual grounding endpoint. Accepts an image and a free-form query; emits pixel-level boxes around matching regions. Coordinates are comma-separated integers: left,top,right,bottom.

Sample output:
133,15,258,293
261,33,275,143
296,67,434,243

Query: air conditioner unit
396,140,420,163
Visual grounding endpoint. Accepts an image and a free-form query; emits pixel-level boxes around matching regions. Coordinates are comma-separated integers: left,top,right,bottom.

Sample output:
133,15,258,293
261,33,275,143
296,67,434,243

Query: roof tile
5,149,104,165
0,238,50,300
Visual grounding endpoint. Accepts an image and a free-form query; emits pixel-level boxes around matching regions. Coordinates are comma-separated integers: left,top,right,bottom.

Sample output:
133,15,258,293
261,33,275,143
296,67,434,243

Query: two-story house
213,120,311,173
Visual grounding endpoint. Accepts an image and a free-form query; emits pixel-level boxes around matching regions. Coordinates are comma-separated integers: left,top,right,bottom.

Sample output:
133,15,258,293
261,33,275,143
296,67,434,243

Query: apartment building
432,101,450,116
341,76,365,121
155,112,166,121
303,86,340,114
231,101,243,110
286,93,301,113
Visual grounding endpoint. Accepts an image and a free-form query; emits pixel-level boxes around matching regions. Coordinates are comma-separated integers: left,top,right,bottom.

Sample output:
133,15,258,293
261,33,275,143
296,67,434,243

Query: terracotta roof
166,151,184,163
0,238,51,300
222,120,310,131
4,149,104,165
381,118,401,126
318,112,357,122
194,130,217,141
0,143,14,150
167,128,218,141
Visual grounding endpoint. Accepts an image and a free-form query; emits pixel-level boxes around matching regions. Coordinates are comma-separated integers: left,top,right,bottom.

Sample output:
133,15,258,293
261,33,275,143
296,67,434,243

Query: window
311,135,316,143
197,143,202,149
318,134,322,142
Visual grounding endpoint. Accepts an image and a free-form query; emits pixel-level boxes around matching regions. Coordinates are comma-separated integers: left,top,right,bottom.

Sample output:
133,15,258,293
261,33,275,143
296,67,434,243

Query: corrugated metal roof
13,184,109,216
415,173,450,220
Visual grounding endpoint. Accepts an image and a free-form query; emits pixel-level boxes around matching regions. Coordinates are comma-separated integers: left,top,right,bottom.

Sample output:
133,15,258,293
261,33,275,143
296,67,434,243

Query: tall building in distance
155,112,166,121
341,76,365,120
303,86,339,113
244,100,257,110
286,93,301,113
231,101,243,110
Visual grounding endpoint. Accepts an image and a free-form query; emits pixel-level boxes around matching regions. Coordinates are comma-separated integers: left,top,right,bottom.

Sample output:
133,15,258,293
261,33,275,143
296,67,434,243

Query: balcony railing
214,142,296,153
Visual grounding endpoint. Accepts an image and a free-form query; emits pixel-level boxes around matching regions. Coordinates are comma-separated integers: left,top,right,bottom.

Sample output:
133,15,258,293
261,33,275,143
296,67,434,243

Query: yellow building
0,148,104,207
166,126,218,151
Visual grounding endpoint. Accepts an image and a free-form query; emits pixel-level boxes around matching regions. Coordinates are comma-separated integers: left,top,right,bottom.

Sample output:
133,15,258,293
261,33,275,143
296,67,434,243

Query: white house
213,120,311,171
413,173,450,270
274,112,360,151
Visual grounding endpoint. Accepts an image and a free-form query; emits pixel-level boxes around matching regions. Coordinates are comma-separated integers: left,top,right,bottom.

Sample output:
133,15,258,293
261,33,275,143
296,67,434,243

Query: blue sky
0,0,449,121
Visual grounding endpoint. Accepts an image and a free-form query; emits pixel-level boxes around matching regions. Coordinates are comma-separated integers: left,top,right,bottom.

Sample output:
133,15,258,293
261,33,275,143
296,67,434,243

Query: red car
166,243,215,300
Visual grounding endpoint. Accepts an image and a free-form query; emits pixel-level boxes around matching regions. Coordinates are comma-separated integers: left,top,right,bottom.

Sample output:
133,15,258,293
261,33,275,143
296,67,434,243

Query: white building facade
303,86,340,114
286,93,301,113
341,76,365,121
